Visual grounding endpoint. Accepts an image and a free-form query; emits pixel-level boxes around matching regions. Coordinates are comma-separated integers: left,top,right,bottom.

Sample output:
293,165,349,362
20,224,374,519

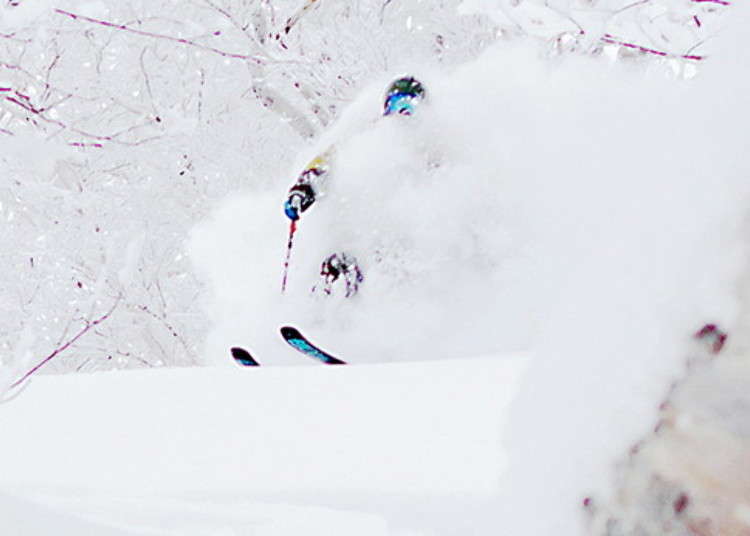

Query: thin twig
282,0,320,34
0,380,31,405
134,303,195,363
69,142,104,148
380,0,395,24
600,33,705,61
10,296,121,389
3,89,158,145
546,5,585,38
139,47,159,117
613,0,652,16
691,0,730,5
54,8,267,65
202,0,267,52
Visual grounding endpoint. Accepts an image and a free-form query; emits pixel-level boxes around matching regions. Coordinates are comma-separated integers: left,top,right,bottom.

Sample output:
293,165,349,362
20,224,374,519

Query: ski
231,346,260,367
280,326,347,365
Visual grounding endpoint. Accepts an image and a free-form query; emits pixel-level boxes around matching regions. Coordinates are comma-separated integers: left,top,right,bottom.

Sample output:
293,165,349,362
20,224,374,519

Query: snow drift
0,356,525,535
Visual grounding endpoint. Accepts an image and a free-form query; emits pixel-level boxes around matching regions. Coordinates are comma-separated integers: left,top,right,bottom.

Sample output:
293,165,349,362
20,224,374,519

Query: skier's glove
284,183,315,221
315,252,363,298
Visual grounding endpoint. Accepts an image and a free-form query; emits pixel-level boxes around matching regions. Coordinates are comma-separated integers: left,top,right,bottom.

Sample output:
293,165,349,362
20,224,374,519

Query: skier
282,76,426,297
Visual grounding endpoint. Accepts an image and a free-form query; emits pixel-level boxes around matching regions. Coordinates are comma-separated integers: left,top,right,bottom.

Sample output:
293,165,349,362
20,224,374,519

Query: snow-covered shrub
461,0,730,73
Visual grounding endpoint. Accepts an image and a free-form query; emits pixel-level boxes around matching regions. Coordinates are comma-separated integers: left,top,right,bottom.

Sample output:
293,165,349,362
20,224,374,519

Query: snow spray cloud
191,25,750,533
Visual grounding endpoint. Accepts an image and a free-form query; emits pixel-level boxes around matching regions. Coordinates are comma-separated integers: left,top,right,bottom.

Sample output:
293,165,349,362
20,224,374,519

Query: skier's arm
283,152,332,221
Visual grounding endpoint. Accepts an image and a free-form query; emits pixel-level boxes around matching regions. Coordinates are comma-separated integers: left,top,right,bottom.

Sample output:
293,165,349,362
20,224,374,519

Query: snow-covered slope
0,354,526,535
0,492,134,536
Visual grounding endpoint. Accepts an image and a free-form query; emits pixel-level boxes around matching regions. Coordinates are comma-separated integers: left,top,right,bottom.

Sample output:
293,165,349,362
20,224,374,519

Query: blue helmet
383,76,425,116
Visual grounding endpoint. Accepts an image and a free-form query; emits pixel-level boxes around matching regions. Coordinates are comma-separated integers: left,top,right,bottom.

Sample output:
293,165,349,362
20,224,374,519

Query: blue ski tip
231,347,260,367
280,326,347,365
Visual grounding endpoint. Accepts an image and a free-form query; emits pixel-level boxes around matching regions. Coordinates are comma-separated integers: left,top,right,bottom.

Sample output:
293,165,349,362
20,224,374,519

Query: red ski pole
281,219,297,293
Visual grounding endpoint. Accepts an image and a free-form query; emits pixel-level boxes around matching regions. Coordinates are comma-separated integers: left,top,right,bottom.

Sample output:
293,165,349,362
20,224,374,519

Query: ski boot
313,252,364,298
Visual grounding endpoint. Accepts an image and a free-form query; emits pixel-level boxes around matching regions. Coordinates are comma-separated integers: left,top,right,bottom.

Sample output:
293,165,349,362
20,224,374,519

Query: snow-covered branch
600,33,705,61
463,0,729,67
54,8,266,65
10,296,121,390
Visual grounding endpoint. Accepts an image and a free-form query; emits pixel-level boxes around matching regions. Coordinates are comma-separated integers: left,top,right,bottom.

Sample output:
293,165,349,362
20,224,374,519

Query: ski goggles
384,93,418,116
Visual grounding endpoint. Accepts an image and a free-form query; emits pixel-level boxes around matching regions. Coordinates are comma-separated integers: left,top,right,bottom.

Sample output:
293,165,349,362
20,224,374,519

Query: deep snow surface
0,355,525,535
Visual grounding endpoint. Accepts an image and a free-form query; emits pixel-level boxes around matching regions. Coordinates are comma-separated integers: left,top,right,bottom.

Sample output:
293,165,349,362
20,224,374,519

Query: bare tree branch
54,8,267,65
282,0,321,35
201,0,270,55
10,296,122,389
600,33,705,61
2,87,160,145
691,0,730,5
134,303,197,365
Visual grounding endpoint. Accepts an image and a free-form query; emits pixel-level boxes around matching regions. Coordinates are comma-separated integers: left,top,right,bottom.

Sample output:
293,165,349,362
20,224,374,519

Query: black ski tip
231,346,260,367
280,326,301,340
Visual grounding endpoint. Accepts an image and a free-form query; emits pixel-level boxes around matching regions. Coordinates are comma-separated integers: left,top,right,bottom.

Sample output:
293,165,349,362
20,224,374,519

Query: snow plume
586,5,750,534
591,345,750,535
191,29,749,536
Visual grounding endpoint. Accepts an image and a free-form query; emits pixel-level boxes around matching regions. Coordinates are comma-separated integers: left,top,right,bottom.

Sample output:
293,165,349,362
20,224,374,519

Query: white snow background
1,2,750,535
